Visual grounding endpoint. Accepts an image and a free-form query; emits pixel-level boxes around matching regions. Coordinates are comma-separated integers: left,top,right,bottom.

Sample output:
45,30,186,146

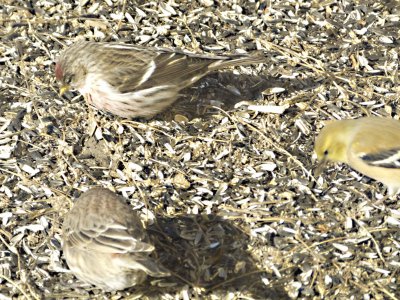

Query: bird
62,187,170,291
55,41,265,118
314,116,400,196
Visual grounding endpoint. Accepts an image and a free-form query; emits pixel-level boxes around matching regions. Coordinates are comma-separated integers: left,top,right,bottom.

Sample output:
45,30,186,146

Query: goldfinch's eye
324,150,328,156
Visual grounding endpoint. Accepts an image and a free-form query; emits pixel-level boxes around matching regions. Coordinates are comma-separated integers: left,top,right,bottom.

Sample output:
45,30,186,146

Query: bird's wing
64,222,154,254
351,119,400,169
118,255,170,277
98,43,260,93
359,148,400,169
64,216,154,254
110,49,220,93
63,187,155,254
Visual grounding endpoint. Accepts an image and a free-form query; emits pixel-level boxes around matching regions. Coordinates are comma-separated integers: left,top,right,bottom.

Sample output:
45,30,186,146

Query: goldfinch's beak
59,84,71,96
314,157,328,177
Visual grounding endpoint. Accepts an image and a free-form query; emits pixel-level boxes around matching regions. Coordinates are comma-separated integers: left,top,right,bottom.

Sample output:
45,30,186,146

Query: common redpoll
62,187,169,291
55,41,264,118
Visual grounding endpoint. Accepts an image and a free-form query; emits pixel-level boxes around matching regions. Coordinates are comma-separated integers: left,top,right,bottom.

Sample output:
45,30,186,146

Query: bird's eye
324,150,329,156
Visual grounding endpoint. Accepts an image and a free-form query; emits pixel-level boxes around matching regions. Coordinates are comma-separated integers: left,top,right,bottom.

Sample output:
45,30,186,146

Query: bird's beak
59,84,71,96
314,157,328,177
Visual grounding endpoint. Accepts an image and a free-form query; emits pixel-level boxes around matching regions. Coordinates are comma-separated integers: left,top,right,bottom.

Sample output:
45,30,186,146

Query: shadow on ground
155,70,321,121
138,214,289,299
156,71,279,121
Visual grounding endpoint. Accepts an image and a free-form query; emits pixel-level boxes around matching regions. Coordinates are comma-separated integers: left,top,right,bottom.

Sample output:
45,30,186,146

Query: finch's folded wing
64,221,154,254
359,148,400,169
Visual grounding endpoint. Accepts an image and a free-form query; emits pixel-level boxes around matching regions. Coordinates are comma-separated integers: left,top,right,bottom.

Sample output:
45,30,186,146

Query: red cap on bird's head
55,63,63,81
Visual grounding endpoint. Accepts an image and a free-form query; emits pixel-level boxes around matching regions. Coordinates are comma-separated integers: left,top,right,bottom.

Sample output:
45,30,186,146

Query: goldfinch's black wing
359,148,400,169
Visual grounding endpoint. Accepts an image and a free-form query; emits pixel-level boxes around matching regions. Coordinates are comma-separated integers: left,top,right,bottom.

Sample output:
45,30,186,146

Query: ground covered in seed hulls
0,0,400,299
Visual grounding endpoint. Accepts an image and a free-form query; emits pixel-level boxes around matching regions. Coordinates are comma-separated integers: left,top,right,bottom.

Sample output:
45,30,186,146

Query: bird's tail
209,51,266,71
123,255,171,277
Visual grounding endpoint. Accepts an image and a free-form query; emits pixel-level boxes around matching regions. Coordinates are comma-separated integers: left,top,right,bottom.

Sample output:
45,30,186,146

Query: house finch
62,187,169,291
55,41,265,118
315,117,400,196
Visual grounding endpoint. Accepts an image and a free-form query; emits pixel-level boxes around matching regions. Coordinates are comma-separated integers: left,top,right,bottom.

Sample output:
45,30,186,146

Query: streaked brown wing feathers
115,51,219,93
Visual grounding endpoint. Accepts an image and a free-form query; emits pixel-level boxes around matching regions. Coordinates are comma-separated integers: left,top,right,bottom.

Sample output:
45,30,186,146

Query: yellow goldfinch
314,117,400,196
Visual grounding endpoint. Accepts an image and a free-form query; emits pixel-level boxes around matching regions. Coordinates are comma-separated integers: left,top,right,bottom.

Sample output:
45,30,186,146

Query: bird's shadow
133,214,289,299
153,70,320,121
154,71,278,121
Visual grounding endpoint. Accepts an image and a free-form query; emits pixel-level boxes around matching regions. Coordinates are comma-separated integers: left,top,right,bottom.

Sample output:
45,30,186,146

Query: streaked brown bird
62,187,169,291
55,41,264,118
